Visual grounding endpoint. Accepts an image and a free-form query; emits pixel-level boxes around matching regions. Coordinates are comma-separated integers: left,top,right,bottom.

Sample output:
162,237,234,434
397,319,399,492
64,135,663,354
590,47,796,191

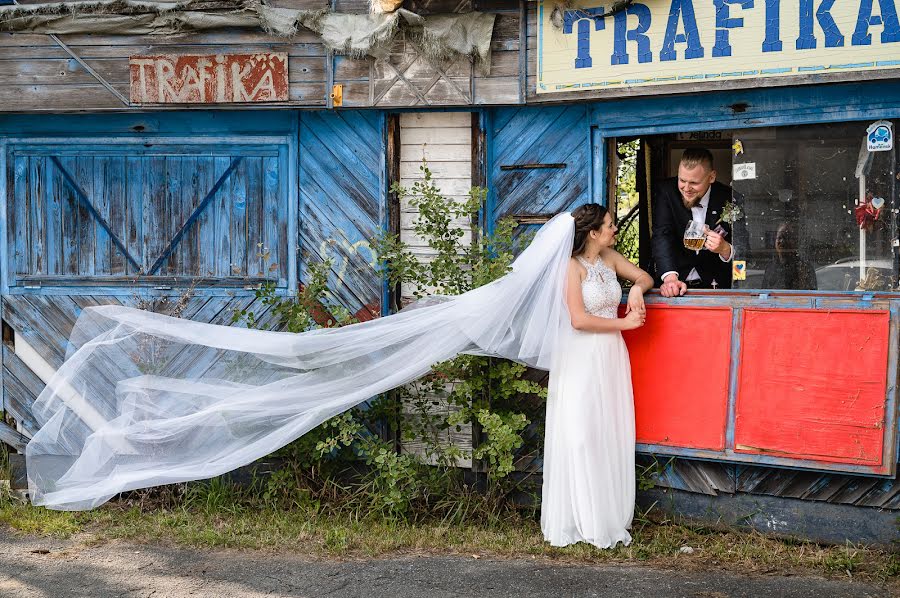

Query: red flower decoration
855,194,883,232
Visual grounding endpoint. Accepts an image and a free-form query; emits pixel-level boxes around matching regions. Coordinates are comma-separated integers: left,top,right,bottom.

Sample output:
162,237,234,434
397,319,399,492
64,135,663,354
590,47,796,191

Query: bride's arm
607,250,653,292
565,259,640,332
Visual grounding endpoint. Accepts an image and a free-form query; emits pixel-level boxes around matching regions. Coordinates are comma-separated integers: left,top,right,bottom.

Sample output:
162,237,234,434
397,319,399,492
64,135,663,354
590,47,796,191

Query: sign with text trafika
129,53,289,104
537,0,900,93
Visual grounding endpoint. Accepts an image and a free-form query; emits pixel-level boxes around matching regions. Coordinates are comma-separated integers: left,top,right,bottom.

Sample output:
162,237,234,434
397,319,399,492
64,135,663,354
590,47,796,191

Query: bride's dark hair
571,203,609,256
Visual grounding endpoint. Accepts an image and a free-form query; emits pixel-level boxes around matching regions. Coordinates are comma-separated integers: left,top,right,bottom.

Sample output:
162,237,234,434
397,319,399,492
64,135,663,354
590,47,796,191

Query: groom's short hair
680,148,714,172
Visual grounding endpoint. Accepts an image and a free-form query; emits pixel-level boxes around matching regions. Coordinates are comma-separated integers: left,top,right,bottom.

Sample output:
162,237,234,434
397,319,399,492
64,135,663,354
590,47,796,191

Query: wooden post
385,113,402,451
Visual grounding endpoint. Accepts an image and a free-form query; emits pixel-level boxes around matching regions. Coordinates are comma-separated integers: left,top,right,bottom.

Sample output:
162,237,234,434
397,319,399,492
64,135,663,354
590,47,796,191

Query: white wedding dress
541,256,636,549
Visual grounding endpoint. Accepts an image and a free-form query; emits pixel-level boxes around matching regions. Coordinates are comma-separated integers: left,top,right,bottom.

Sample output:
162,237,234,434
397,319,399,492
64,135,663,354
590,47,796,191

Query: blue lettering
713,0,754,58
661,0,705,61
763,0,783,51
852,0,900,45
611,4,653,65
796,0,844,50
563,8,607,69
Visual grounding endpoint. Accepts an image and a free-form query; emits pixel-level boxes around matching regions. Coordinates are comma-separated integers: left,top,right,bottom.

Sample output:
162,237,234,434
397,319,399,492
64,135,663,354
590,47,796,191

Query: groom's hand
660,274,687,297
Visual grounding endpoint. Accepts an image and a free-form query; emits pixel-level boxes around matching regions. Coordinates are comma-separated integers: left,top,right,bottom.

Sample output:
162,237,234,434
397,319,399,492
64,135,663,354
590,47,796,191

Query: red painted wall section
735,309,889,466
623,305,733,450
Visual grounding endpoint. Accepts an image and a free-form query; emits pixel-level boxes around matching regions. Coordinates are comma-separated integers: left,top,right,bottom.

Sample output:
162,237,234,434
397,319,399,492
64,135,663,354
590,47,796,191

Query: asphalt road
0,529,892,598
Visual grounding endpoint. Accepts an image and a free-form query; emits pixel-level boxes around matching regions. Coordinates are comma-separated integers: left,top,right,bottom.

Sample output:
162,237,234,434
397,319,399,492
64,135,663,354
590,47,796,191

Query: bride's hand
620,309,645,330
626,286,645,316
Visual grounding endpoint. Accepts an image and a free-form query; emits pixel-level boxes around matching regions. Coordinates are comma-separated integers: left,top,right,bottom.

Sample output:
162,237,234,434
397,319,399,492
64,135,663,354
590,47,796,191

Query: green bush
231,163,543,521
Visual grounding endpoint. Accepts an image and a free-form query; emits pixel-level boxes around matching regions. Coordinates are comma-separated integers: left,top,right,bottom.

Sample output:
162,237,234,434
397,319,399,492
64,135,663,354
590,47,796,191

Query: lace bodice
577,256,622,319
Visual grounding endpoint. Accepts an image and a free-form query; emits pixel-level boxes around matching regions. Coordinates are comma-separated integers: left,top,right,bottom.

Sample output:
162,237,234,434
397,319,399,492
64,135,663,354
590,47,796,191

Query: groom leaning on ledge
651,148,747,297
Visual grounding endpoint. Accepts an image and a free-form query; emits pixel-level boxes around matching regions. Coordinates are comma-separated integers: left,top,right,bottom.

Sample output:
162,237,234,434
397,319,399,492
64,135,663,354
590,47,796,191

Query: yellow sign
537,0,900,93
733,260,747,281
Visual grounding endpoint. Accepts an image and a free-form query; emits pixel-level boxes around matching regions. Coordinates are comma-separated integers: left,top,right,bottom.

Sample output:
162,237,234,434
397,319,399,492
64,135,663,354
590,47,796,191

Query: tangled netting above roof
0,0,497,72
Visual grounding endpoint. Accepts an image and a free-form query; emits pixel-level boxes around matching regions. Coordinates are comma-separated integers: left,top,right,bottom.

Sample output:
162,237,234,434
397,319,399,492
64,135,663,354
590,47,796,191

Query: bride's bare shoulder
568,256,587,276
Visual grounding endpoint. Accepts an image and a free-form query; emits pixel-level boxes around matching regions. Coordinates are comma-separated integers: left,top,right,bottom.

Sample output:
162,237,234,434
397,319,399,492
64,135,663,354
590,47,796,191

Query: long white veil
25,213,575,510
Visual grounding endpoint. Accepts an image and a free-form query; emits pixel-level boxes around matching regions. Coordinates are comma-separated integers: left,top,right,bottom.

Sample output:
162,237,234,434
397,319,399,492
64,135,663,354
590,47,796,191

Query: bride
542,203,651,549
24,203,651,549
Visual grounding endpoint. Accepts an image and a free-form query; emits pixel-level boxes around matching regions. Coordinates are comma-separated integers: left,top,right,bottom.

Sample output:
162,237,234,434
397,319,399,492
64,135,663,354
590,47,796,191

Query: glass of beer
683,220,707,251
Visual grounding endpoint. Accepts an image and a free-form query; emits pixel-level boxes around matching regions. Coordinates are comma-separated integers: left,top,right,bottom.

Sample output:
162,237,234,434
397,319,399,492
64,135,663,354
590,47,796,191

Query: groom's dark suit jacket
651,178,746,289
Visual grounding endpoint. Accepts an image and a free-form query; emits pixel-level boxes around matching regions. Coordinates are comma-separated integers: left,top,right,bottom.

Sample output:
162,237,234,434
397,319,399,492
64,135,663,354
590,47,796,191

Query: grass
0,484,897,586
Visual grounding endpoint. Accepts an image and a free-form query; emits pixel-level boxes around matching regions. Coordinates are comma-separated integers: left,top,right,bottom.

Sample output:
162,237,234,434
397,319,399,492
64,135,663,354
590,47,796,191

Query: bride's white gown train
541,256,636,549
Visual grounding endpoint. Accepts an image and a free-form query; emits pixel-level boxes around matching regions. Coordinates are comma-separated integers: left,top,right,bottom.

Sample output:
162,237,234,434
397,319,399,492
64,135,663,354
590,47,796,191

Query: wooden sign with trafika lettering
129,53,289,104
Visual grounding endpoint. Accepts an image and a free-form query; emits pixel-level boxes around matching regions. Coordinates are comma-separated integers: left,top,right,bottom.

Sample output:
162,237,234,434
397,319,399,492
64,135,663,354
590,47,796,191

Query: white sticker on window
733,162,756,180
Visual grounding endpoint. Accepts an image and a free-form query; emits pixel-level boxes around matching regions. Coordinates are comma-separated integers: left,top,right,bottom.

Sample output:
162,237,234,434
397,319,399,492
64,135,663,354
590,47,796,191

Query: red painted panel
735,309,889,465
622,305,733,450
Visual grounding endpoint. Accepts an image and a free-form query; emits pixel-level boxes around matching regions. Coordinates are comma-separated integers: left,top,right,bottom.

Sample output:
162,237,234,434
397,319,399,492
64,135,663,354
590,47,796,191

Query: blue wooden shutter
299,112,385,319
6,142,289,289
488,105,591,224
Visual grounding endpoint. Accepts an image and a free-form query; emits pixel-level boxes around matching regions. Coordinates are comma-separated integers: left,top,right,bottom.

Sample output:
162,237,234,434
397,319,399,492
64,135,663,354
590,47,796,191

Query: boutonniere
716,200,743,225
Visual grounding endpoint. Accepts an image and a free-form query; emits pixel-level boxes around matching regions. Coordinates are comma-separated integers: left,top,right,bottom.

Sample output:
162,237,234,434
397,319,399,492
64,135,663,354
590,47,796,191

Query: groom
651,148,743,297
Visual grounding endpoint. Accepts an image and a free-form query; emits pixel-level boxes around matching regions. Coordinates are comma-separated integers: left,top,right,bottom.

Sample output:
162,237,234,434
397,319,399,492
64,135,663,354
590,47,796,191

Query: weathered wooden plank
491,12,521,52
333,56,371,81
473,77,519,105
399,161,470,179
0,85,128,111
164,156,183,276
400,143,471,163
93,156,113,276
262,155,284,285
335,80,370,107
2,349,41,435
214,156,232,278
28,156,45,275
400,125,471,145
0,30,325,48
475,50,519,78
57,156,79,275
44,155,61,275
0,58,130,86
0,420,28,452
197,157,216,278
125,157,143,275
75,156,95,276
288,82,327,104
246,157,264,278
332,0,369,14
181,156,201,277
229,157,248,277
108,157,128,275
143,156,166,274
12,155,28,277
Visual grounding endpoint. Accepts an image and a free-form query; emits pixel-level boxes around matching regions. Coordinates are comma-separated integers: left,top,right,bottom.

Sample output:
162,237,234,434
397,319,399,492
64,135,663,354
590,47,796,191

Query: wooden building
2,0,900,544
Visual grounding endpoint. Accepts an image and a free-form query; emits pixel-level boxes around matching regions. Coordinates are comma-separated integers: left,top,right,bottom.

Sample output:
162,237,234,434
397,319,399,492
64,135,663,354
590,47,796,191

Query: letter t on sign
563,7,607,69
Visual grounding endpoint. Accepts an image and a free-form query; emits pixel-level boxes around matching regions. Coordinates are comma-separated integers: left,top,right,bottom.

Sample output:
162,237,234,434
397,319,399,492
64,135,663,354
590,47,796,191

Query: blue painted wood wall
0,110,387,447
299,111,385,320
487,104,592,227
